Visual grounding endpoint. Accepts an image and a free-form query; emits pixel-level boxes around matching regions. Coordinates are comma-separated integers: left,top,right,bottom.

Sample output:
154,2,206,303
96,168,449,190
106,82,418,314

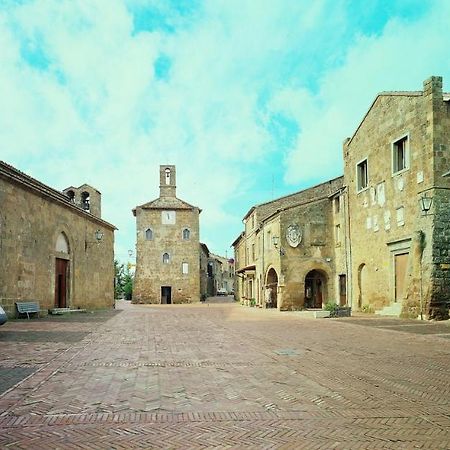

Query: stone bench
15,301,41,320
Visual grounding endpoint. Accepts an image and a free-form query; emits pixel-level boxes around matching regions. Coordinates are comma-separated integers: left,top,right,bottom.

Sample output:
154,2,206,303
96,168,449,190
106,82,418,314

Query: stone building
233,177,345,310
132,165,201,304
206,254,235,295
0,161,116,316
234,76,450,319
344,76,450,319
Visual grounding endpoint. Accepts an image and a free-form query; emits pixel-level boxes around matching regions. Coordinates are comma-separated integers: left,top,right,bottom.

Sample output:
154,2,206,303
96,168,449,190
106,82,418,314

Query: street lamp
419,193,433,215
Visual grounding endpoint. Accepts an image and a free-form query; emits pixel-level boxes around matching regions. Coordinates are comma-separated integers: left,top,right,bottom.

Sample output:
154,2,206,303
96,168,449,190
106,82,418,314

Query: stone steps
48,308,87,315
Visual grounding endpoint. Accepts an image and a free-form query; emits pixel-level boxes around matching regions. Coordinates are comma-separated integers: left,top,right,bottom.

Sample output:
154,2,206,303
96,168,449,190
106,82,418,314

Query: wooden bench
15,301,40,319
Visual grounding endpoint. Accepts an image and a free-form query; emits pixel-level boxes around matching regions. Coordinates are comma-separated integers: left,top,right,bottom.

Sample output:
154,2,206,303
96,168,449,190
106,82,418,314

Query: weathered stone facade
234,178,345,311
344,76,450,319
132,166,201,304
234,76,450,319
0,161,116,317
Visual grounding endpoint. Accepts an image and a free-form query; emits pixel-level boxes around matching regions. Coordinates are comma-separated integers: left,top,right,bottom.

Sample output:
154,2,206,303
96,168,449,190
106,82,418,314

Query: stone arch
81,191,90,212
265,266,279,308
55,231,70,254
66,190,75,202
304,269,328,309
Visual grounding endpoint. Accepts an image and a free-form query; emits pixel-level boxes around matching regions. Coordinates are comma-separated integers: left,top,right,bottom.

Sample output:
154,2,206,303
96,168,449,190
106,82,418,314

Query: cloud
278,0,450,184
0,0,449,260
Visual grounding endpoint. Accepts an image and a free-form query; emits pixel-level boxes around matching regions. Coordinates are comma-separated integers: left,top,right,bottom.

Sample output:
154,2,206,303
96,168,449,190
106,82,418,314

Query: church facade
132,166,201,304
0,161,116,316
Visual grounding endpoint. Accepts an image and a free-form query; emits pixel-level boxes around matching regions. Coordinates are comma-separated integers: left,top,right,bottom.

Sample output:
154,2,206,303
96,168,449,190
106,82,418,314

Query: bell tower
159,165,176,198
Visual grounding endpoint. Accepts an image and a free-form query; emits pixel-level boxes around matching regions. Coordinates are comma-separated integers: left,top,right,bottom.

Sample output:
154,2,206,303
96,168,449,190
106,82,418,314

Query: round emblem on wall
286,224,302,248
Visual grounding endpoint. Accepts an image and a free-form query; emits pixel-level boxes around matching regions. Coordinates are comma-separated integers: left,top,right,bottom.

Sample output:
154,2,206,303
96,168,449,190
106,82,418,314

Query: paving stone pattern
0,300,449,449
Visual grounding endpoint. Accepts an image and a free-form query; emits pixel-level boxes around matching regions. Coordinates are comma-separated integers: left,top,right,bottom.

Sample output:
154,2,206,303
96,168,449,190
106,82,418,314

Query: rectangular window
392,135,409,174
182,262,189,274
252,243,255,261
356,159,368,192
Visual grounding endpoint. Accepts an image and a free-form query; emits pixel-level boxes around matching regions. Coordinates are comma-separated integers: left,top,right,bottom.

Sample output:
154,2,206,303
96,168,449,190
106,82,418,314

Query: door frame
55,257,69,308
387,238,411,305
161,286,172,304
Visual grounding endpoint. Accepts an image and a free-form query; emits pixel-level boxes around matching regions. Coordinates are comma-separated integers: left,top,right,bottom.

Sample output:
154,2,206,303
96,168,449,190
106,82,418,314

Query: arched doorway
304,270,327,308
55,232,70,308
265,268,278,308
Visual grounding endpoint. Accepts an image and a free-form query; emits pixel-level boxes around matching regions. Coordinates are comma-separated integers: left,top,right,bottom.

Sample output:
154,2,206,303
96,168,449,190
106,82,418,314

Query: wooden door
161,286,172,304
395,253,409,303
55,258,68,308
339,274,347,306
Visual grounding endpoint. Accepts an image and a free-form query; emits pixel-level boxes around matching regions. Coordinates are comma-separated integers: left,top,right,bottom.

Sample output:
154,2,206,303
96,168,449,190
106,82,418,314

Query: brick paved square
0,367,36,395
0,300,449,449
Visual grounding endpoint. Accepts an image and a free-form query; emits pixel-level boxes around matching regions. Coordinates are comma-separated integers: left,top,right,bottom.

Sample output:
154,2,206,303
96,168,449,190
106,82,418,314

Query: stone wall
279,198,337,310
344,76,449,317
429,188,450,319
133,207,200,304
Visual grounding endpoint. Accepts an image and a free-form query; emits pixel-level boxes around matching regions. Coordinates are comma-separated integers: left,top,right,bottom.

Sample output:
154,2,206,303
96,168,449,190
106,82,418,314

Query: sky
1,0,450,263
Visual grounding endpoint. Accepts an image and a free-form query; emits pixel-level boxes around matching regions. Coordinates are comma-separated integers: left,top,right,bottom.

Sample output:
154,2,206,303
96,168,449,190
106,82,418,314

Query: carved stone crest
286,224,302,248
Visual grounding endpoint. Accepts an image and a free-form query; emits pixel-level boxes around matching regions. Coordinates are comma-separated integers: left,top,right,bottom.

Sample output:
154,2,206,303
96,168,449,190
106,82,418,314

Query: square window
356,159,368,192
393,136,409,174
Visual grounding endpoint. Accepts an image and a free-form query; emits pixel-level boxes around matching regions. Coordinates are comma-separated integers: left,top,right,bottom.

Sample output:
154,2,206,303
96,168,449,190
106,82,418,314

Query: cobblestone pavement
0,301,449,449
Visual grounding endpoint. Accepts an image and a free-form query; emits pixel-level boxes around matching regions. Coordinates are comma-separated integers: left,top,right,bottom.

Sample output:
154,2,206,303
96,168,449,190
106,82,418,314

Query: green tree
114,260,134,299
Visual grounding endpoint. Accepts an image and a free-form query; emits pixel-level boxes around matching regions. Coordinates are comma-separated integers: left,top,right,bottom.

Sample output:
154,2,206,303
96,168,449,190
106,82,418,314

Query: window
162,253,170,264
182,228,190,240
145,228,153,240
251,243,255,260
392,135,409,174
356,159,368,192
182,262,189,274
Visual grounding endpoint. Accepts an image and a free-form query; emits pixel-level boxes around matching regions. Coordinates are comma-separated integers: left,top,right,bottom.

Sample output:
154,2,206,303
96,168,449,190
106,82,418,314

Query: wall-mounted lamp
272,235,285,256
85,229,104,250
419,193,433,215
95,229,104,242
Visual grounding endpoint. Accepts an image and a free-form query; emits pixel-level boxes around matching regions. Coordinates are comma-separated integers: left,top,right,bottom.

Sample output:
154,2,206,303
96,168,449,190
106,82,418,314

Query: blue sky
1,0,450,262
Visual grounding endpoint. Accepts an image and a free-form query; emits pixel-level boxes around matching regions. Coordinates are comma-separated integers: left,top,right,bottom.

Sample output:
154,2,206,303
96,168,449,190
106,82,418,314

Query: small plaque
440,264,450,270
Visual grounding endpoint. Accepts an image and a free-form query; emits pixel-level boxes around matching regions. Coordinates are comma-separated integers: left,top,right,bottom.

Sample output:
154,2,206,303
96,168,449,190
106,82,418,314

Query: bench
15,301,40,319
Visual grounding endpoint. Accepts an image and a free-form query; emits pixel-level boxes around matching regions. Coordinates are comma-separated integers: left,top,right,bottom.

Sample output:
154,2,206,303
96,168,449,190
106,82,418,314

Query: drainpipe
344,186,353,308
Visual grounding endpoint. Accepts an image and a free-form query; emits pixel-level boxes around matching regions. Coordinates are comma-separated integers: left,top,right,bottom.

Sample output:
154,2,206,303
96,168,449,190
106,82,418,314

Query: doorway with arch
265,267,278,308
304,269,327,308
